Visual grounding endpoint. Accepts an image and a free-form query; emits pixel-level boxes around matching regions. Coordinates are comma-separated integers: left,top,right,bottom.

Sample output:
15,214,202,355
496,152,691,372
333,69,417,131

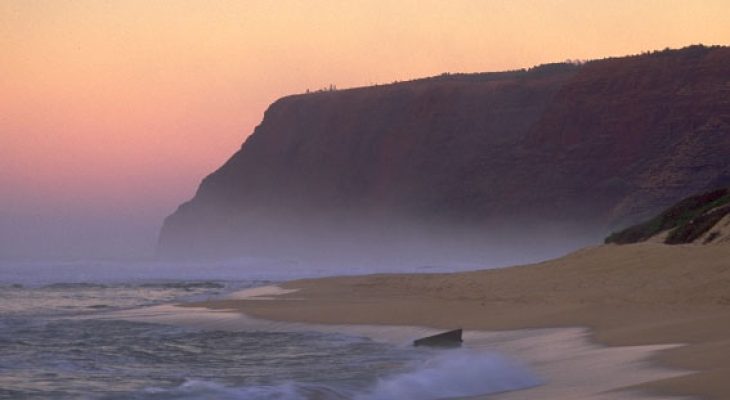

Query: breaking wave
357,350,540,399
116,350,540,400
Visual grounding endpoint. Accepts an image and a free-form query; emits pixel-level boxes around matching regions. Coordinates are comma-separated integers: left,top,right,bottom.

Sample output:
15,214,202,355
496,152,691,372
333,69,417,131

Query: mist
0,174,607,278
0,176,604,269
0,210,160,262
158,206,604,271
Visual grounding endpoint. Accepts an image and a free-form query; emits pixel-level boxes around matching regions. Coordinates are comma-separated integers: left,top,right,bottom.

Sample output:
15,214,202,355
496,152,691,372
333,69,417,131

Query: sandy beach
188,242,730,399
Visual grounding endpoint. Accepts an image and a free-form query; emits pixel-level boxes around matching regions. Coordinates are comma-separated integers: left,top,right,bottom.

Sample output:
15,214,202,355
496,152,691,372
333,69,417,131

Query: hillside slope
159,45,730,260
606,187,730,245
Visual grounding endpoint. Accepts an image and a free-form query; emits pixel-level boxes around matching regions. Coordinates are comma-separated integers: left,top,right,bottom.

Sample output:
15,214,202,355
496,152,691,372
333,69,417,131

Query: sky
1,0,729,260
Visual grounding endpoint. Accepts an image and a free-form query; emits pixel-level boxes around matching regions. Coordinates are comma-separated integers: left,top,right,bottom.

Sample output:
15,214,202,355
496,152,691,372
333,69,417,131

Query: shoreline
186,243,730,399
108,303,690,400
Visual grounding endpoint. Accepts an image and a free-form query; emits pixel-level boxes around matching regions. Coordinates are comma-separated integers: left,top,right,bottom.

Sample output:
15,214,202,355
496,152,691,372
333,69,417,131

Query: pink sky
2,0,729,259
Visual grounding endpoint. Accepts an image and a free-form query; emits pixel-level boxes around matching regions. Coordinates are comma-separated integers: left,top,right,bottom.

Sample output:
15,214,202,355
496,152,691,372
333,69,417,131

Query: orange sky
1,0,729,259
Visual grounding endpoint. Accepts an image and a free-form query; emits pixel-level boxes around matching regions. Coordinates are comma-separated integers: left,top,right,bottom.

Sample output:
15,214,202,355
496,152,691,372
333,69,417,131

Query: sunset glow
2,0,729,258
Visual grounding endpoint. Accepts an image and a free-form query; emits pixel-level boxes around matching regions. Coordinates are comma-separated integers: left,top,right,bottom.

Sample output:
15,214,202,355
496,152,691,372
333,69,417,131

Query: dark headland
157,45,730,263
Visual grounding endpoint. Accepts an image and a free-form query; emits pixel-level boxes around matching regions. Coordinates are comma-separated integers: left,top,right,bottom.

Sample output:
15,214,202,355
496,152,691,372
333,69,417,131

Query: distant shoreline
191,243,730,399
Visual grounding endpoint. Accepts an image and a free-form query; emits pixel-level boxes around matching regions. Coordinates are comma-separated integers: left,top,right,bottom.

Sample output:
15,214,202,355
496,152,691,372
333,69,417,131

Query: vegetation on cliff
605,188,730,245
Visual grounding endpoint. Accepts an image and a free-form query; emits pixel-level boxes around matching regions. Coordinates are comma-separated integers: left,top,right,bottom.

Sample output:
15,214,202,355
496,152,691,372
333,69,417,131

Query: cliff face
159,46,730,260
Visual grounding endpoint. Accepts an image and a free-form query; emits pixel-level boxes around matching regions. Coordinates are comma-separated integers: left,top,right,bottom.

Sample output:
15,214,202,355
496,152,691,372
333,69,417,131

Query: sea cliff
159,45,730,260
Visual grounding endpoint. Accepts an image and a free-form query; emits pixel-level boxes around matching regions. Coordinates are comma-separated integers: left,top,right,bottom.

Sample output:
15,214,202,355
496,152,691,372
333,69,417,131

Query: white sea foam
143,379,309,400
226,285,300,300
356,349,541,400
136,350,540,400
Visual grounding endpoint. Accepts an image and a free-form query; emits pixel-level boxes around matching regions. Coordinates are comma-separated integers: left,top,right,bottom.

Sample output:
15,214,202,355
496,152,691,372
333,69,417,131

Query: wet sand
188,242,730,399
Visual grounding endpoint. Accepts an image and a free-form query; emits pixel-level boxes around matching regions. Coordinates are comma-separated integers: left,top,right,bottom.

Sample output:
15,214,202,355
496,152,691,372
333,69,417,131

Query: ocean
0,259,540,399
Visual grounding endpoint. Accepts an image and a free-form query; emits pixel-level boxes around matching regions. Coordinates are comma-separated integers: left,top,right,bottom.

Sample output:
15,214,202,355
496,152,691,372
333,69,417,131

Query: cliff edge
159,45,730,261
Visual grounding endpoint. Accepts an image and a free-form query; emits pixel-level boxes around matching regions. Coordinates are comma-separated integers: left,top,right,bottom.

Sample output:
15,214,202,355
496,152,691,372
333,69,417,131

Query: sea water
0,260,540,399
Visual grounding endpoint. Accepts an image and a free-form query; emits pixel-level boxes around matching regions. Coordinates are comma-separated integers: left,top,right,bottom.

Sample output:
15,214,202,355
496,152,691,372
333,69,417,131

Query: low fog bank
0,212,159,262
159,212,605,271
1,211,603,286
1,208,605,275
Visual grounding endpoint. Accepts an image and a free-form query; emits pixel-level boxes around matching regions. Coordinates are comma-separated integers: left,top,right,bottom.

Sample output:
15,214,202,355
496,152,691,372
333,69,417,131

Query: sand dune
195,242,730,399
